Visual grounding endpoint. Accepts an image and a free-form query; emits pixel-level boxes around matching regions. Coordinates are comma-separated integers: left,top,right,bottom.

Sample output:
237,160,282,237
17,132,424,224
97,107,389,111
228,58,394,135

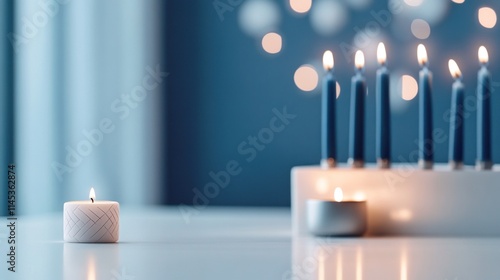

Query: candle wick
91,198,94,203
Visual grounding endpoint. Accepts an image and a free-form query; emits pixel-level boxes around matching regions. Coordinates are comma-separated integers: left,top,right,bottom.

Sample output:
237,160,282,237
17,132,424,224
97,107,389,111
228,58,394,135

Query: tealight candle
64,187,120,243
307,187,367,236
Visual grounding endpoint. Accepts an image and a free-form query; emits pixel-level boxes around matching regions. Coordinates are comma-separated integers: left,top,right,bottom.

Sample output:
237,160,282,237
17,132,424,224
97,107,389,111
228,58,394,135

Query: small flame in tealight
323,50,334,71
334,187,343,202
377,42,387,66
479,46,489,65
417,44,428,66
89,187,96,203
448,59,462,79
355,50,365,70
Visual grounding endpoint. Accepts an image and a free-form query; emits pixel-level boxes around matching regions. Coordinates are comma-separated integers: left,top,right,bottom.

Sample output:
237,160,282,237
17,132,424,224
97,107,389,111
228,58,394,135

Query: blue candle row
320,44,493,170
320,46,385,169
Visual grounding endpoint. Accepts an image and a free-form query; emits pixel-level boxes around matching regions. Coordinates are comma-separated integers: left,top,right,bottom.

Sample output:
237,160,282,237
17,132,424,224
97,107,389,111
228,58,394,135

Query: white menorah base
292,164,500,236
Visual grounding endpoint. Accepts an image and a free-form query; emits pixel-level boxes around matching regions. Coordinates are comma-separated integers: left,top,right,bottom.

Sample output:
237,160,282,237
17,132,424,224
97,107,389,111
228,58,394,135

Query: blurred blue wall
168,0,500,206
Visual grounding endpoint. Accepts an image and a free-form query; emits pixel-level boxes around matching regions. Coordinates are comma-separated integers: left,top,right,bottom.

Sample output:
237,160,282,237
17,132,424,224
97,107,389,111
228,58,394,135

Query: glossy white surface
2,207,500,279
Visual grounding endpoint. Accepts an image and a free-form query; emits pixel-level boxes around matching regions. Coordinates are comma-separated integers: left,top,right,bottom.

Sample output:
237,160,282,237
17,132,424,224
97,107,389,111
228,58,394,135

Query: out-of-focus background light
238,0,281,37
262,32,283,54
289,0,312,14
404,0,423,8
310,0,348,36
400,75,419,101
294,65,319,91
411,19,431,39
478,7,497,29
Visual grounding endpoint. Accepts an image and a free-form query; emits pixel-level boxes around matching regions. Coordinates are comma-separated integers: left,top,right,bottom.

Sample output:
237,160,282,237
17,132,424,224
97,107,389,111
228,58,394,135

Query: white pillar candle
64,188,119,243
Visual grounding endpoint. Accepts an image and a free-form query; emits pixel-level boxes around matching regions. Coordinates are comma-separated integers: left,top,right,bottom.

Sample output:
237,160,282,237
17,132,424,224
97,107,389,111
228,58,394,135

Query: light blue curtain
14,0,165,215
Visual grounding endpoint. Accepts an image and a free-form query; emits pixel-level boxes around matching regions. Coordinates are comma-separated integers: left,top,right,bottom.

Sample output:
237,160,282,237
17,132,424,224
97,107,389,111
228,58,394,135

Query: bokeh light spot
401,75,418,101
289,0,312,14
238,0,280,37
294,65,318,92
261,32,282,54
310,0,347,36
404,0,423,7
478,7,497,29
411,19,431,39
452,0,464,3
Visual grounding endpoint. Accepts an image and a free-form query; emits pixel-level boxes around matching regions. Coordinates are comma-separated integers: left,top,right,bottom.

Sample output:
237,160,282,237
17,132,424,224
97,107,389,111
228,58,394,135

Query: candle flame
478,46,489,64
377,42,387,65
323,50,334,71
417,44,428,66
334,187,343,202
448,59,462,79
89,187,96,202
355,50,365,70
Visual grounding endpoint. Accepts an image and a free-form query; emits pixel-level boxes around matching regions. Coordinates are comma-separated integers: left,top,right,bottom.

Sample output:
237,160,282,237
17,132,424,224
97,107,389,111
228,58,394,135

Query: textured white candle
64,188,119,243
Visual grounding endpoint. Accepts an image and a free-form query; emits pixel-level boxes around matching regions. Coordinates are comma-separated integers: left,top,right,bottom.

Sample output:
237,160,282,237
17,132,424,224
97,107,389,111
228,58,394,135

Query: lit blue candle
417,44,433,169
477,46,492,170
448,59,464,170
348,50,366,168
376,42,391,168
321,50,336,168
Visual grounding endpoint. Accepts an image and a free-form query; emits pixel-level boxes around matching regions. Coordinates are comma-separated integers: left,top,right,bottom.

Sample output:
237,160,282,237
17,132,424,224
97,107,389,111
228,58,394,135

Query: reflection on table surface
292,238,411,280
3,207,500,280
63,243,119,280
292,235,500,280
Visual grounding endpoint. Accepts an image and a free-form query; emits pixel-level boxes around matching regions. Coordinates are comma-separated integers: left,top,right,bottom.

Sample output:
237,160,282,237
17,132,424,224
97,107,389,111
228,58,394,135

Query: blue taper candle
477,46,492,170
417,44,433,169
348,50,366,168
376,42,391,168
321,50,337,168
448,59,464,170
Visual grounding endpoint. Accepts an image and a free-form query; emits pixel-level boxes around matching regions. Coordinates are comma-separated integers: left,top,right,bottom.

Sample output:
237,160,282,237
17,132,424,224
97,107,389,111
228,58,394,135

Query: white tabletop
2,207,500,280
